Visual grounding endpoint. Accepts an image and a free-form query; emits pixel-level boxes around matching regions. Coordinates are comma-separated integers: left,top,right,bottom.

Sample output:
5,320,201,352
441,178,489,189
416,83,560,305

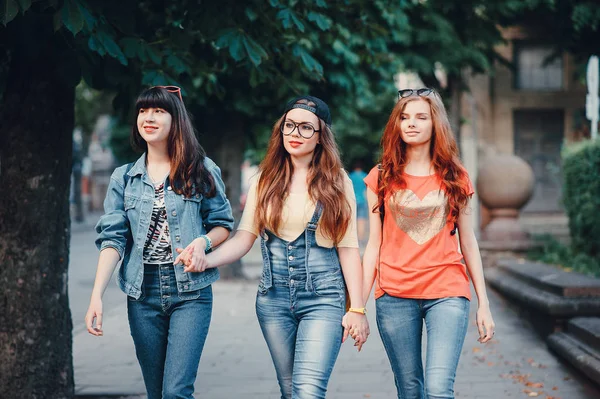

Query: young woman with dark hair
86,86,234,399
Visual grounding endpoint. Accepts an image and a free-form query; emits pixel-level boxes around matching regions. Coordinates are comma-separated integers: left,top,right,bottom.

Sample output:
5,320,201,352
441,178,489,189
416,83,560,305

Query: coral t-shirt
364,166,473,300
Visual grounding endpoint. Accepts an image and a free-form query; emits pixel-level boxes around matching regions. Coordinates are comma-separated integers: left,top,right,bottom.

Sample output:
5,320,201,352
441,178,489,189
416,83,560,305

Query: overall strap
304,201,323,292
377,163,385,223
259,231,273,290
306,201,323,231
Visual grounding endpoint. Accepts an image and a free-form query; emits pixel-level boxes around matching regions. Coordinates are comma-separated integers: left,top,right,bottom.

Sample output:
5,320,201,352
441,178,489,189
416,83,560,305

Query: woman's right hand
342,312,370,351
85,296,104,336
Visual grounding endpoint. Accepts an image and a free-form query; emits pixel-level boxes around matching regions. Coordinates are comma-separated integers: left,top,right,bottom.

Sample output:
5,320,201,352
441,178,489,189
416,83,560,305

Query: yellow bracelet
348,307,367,315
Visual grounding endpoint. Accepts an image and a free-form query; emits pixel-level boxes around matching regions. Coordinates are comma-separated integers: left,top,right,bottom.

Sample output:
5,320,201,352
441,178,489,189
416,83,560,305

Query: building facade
462,27,588,217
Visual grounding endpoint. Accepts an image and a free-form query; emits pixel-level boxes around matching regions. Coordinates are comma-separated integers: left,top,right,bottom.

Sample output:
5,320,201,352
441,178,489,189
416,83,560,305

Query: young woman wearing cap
362,88,495,398
183,95,369,399
86,86,234,399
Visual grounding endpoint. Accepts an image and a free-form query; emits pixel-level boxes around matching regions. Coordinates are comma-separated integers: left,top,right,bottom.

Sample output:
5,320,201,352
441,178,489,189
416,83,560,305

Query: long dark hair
255,99,351,244
131,87,215,198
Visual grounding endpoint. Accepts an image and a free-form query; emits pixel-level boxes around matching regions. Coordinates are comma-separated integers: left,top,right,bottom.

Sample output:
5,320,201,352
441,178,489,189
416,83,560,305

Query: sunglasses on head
151,85,183,102
397,88,435,100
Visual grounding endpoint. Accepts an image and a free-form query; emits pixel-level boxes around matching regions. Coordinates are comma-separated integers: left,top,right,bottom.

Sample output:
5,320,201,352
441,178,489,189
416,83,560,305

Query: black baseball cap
283,95,332,126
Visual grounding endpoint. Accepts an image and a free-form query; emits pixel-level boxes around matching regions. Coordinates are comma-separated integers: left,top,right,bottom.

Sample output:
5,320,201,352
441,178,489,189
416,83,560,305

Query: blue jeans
256,280,345,399
376,295,470,399
127,264,213,399
256,203,346,399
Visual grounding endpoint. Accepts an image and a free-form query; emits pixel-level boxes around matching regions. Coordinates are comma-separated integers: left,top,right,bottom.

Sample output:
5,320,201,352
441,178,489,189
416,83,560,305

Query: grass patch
527,234,600,278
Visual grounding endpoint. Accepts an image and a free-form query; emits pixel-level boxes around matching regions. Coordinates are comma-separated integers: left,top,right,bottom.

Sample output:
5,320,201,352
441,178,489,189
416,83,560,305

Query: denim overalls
255,202,346,399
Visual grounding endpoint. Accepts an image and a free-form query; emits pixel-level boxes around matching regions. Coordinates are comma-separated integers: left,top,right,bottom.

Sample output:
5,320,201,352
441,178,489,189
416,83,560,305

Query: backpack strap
375,163,389,297
377,163,385,224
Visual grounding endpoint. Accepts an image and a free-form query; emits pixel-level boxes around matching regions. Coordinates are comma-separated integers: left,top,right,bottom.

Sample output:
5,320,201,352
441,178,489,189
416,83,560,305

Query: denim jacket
95,153,234,299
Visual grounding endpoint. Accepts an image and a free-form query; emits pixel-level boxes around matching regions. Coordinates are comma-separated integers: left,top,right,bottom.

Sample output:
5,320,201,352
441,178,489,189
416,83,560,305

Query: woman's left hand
174,238,208,272
476,304,495,343
342,312,370,351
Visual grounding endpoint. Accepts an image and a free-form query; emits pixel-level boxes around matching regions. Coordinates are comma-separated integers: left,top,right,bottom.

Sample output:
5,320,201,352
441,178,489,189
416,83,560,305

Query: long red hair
377,94,470,221
255,105,350,244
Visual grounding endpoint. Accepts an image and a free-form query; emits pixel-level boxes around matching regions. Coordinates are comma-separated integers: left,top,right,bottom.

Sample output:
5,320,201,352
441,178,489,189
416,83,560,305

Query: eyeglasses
151,85,183,102
398,88,435,100
280,120,320,139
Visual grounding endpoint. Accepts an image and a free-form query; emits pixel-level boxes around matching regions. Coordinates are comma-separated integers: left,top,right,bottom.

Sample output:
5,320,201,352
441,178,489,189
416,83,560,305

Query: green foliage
1,0,23,26
499,0,600,66
5,0,599,173
562,139,600,259
2,0,523,168
527,234,600,277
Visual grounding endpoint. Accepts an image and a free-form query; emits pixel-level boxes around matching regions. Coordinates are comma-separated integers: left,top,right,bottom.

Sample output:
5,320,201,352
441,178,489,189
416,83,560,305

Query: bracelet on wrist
348,307,367,315
199,234,212,253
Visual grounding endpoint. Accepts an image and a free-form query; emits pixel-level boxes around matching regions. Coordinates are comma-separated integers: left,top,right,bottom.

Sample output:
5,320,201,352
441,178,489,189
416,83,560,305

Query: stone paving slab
71,218,599,398
74,279,600,399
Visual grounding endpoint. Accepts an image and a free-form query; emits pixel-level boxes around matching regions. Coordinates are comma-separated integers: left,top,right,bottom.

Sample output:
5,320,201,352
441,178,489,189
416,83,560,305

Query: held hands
476,303,496,343
84,296,104,336
174,238,209,273
342,311,370,352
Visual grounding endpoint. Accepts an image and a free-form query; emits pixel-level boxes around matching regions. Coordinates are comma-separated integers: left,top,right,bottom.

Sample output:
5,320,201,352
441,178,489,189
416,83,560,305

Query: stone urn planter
476,154,535,250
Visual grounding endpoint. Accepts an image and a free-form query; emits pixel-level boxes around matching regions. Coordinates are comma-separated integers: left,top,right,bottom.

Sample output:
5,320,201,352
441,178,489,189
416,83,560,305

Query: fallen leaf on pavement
523,389,540,396
526,382,544,388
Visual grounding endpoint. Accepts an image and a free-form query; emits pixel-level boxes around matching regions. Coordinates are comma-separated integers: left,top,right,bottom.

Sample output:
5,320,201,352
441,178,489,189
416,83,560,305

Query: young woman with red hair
361,88,495,398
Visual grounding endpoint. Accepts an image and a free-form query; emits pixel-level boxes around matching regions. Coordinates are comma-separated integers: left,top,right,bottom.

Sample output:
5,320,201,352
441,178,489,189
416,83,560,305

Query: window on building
515,44,563,90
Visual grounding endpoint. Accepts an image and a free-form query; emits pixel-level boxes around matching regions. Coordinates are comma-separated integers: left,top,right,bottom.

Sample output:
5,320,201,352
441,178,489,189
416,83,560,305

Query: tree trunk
201,116,247,279
0,35,75,398
72,144,84,223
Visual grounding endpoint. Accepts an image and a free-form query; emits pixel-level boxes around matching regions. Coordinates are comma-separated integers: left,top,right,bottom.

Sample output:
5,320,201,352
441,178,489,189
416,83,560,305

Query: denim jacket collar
128,153,148,177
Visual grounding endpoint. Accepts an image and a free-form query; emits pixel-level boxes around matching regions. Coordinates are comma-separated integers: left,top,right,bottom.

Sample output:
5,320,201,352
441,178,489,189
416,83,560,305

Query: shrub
528,234,600,277
562,139,600,262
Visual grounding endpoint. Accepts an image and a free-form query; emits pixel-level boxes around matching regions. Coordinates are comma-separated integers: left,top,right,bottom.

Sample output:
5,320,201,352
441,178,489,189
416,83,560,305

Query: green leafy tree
498,0,600,68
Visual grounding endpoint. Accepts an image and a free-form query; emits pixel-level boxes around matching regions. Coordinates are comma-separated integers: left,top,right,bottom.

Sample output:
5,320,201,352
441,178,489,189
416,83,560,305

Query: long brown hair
131,87,216,198
377,93,470,221
255,102,351,244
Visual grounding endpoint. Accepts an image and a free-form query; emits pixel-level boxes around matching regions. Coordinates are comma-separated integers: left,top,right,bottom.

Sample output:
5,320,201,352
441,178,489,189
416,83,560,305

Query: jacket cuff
100,241,125,259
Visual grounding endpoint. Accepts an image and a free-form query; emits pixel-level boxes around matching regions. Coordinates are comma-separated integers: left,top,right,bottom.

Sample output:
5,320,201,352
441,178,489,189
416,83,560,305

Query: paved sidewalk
73,284,600,399
71,217,600,398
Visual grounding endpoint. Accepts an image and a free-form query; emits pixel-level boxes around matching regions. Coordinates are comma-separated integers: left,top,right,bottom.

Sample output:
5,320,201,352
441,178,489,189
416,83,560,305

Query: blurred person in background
348,160,369,244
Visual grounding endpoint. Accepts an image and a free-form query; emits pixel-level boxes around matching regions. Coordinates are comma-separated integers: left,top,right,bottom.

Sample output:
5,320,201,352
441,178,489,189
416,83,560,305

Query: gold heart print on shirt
388,189,449,245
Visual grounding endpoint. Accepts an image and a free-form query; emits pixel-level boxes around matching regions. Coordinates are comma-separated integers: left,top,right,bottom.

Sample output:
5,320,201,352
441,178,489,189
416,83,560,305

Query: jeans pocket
178,285,213,301
314,278,343,298
178,289,202,301
127,282,146,302
257,281,269,296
